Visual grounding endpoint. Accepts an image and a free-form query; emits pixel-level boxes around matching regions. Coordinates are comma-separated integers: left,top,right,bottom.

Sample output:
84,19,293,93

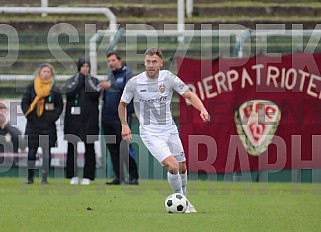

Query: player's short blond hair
144,48,163,59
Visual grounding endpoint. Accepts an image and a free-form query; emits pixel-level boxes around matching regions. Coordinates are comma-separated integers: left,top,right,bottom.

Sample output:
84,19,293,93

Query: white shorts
140,132,186,164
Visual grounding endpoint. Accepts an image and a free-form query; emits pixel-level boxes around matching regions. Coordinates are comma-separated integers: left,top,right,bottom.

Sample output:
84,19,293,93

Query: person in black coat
0,101,23,165
64,56,109,185
21,63,63,184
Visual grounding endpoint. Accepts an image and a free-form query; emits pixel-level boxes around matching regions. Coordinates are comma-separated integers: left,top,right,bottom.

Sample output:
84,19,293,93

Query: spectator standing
101,52,139,185
21,63,63,184
64,56,109,185
0,101,23,165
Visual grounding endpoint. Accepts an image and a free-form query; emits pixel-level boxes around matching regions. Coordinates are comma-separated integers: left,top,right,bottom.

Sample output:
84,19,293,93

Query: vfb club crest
235,100,281,156
159,82,165,93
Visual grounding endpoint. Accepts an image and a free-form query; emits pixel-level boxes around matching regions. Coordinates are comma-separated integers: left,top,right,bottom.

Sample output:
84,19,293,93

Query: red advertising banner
176,53,321,173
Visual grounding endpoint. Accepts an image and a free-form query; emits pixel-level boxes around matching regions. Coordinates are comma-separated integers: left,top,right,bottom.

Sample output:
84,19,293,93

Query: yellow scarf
25,76,53,117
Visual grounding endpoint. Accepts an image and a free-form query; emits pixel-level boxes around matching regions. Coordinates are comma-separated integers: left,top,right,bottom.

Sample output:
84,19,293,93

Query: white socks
167,172,183,194
167,171,188,196
180,171,187,196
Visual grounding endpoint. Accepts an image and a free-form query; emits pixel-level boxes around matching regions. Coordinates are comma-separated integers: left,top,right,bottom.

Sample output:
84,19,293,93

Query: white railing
177,0,185,41
186,0,193,18
89,29,249,76
0,7,117,32
0,75,105,82
41,0,48,17
2,29,321,81
73,28,321,76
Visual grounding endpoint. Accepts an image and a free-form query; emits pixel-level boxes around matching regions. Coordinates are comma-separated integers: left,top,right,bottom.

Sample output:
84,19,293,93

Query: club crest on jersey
159,83,165,93
234,100,281,156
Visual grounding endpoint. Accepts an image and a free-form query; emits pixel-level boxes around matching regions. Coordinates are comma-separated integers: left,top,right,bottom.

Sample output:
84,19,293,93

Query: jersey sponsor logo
159,83,165,93
140,89,147,92
139,96,168,103
235,100,281,156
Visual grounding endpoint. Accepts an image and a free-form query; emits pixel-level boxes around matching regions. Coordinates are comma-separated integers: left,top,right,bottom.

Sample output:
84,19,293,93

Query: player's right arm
119,77,135,141
118,101,132,141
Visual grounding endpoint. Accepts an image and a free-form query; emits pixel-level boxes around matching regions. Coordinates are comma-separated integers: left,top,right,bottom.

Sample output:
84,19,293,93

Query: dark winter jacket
102,65,134,121
21,82,63,148
0,124,22,153
64,72,101,142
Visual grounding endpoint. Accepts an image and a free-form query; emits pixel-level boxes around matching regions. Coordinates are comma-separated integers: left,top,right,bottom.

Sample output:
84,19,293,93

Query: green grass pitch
1,178,321,232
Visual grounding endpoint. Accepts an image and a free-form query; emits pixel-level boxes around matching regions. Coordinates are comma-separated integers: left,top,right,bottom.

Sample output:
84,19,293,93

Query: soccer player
118,48,210,213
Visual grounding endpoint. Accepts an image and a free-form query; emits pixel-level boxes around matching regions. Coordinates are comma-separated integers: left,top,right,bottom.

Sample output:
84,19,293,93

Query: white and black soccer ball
164,193,188,213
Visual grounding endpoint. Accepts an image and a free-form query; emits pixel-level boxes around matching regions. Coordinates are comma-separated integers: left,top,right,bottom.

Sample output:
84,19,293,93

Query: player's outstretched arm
182,90,210,123
118,101,132,141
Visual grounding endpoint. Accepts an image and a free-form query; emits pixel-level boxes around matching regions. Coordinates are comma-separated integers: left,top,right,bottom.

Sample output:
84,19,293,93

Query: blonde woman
21,63,63,184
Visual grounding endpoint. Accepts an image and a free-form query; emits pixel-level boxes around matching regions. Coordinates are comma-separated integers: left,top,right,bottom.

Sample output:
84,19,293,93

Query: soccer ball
164,193,188,213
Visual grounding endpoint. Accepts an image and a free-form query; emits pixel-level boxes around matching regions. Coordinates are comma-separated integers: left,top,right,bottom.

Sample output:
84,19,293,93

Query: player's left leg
170,133,197,213
179,161,187,196
178,161,196,213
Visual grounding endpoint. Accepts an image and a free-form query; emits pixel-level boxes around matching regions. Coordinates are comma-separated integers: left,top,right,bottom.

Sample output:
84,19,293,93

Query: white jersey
121,70,189,135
